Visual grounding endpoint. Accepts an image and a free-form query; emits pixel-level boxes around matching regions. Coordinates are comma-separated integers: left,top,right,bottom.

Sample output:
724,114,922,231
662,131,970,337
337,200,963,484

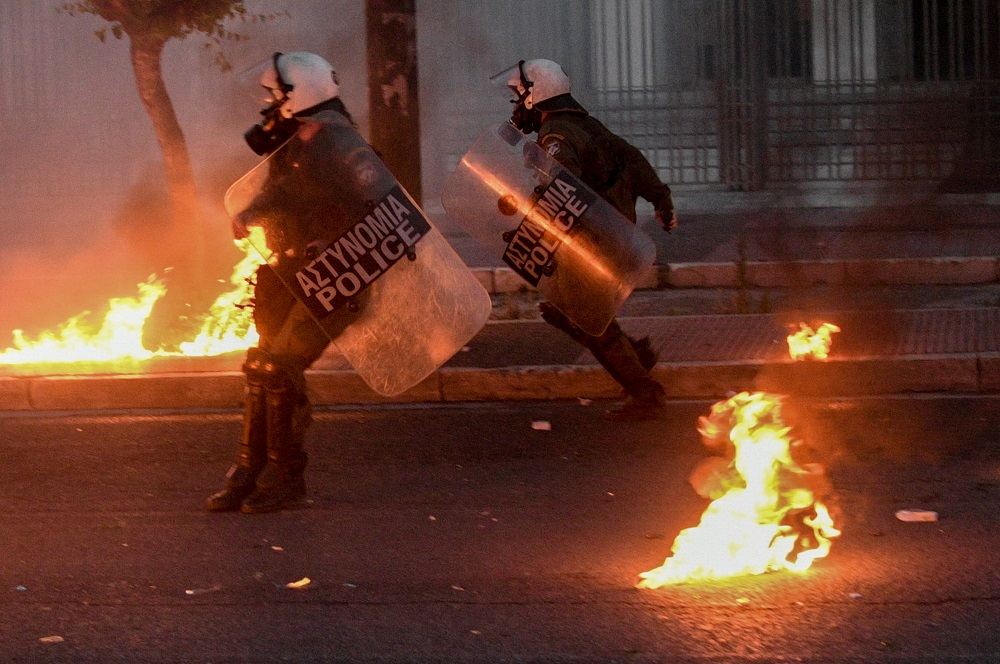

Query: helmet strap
510,60,541,133
517,60,533,99
271,52,294,99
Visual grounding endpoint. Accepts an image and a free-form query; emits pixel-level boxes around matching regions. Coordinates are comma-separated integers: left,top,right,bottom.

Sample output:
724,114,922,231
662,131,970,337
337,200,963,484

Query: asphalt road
1,396,999,663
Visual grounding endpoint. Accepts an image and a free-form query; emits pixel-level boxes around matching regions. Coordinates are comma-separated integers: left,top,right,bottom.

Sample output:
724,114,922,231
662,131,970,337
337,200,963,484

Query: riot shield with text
225,111,491,396
441,123,656,336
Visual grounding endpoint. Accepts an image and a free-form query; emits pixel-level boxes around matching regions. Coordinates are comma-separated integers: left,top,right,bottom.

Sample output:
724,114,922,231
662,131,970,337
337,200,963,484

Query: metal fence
582,0,1000,191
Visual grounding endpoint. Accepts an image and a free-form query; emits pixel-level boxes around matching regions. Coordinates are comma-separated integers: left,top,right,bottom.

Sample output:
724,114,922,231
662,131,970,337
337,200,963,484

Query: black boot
206,380,267,512
587,323,667,422
241,387,311,514
604,381,666,421
538,302,667,421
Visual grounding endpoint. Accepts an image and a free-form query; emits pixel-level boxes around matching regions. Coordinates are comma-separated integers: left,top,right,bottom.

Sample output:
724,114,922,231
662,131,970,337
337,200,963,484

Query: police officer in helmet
207,51,361,513
504,58,678,421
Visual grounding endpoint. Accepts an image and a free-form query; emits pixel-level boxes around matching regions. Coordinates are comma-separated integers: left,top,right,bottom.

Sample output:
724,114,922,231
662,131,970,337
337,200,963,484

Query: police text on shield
295,186,430,319
502,171,595,287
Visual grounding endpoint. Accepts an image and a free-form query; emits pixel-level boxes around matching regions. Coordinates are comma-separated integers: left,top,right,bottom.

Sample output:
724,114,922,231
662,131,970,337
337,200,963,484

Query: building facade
418,0,1000,202
1,0,996,252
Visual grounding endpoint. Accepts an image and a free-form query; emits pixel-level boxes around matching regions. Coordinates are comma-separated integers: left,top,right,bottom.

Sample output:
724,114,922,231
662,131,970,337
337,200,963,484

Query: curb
663,257,1000,289
472,256,1000,294
2,354,997,413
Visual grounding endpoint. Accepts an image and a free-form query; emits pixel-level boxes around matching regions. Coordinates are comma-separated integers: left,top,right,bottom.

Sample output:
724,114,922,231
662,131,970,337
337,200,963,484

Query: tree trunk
129,33,212,350
128,34,205,279
365,0,422,203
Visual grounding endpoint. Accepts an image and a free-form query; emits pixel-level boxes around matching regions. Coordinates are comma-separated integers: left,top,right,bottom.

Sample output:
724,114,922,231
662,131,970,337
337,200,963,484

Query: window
911,0,1000,81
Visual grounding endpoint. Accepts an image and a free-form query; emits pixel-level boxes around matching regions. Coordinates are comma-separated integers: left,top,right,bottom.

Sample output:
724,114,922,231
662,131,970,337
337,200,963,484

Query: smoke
0,234,150,342
0,170,243,347
0,0,376,351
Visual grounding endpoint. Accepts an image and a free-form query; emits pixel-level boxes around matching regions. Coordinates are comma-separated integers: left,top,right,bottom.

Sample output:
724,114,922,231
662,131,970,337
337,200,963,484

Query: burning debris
787,322,840,361
0,231,265,365
637,392,841,589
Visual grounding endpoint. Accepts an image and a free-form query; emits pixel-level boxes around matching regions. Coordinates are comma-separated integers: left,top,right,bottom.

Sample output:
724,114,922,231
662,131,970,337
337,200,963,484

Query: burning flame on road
0,276,167,364
178,233,262,357
787,322,840,361
637,392,841,589
0,231,264,365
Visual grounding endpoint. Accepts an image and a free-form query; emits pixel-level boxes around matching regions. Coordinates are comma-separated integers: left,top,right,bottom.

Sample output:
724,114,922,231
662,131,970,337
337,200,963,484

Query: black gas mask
244,102,299,156
509,60,542,134
244,52,300,156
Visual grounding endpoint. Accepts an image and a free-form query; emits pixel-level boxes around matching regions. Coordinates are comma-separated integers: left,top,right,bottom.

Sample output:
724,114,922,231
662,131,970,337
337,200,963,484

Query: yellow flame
0,275,166,364
0,228,266,365
177,229,264,356
787,322,840,361
637,392,841,589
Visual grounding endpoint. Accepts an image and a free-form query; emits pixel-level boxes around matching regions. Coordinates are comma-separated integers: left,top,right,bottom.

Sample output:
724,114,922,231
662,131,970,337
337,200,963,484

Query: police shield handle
442,123,655,336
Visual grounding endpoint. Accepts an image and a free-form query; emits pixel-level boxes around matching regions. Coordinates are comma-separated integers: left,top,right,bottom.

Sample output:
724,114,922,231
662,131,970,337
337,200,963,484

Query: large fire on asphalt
637,391,841,589
0,229,265,365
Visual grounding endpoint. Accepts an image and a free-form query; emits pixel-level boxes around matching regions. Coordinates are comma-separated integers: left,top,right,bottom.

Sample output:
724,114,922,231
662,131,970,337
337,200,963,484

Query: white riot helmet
260,51,340,118
506,59,570,109
241,51,341,155
492,59,571,133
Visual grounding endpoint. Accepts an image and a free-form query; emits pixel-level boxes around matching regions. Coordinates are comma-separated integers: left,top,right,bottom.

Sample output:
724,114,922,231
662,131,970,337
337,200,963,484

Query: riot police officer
207,52,362,513
503,58,678,421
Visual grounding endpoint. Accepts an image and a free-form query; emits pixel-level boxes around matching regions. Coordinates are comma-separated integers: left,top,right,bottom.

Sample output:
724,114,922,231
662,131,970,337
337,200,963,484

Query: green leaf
67,0,289,72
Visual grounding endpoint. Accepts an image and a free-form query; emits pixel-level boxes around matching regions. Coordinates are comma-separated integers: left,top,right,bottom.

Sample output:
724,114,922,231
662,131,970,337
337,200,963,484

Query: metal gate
584,0,1000,191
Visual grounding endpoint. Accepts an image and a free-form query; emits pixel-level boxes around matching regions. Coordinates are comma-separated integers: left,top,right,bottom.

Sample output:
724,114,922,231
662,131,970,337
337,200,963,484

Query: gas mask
243,52,300,156
509,60,542,134
243,98,299,156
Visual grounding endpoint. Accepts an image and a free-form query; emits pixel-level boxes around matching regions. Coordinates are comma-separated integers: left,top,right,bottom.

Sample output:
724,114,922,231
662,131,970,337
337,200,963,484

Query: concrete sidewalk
1,307,998,412
1,200,998,413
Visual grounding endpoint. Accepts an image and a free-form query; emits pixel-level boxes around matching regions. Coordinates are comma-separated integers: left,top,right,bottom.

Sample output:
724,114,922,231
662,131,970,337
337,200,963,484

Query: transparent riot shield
441,122,656,336
225,112,491,397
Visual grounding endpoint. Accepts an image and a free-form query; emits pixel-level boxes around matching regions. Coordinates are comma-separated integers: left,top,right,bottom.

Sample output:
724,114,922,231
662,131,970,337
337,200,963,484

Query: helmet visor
490,61,529,101
237,54,288,106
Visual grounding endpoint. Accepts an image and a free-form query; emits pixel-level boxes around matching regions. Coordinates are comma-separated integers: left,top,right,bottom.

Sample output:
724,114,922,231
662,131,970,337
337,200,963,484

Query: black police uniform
533,93,675,419
207,97,364,513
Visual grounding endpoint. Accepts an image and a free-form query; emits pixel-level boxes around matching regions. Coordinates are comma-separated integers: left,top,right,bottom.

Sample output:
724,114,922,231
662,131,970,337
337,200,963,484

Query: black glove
654,193,677,232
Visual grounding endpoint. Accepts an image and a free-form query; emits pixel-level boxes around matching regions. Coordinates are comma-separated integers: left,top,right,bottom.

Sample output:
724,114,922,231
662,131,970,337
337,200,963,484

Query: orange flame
637,392,841,588
177,230,263,356
0,229,265,365
0,275,166,364
787,322,840,361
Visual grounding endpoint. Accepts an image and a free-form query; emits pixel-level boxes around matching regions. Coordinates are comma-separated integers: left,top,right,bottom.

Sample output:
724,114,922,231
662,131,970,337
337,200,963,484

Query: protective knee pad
588,320,627,355
242,347,307,394
585,321,661,393
629,335,659,372
252,265,298,342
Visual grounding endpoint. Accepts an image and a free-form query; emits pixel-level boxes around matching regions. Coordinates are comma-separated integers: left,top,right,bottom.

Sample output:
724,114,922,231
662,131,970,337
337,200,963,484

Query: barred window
910,0,1000,81
767,0,812,79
